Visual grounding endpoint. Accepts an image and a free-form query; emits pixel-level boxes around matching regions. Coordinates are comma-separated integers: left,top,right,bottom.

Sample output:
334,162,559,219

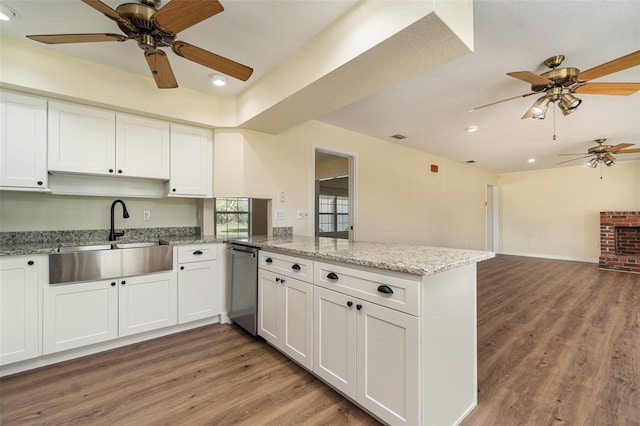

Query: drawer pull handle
265,257,273,264
291,263,301,271
377,285,394,294
347,301,353,307
327,272,339,280
193,250,203,255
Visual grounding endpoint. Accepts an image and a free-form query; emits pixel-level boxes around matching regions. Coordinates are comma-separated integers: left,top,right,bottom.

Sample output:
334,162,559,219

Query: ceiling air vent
390,134,407,140
465,160,476,164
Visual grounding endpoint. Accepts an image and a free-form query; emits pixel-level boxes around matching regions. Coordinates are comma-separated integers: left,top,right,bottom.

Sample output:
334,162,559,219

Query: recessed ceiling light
527,158,536,163
0,3,17,21
465,125,478,133
208,74,227,87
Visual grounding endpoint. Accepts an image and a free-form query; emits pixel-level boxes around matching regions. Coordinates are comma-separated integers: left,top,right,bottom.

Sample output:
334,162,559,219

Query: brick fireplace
599,211,640,273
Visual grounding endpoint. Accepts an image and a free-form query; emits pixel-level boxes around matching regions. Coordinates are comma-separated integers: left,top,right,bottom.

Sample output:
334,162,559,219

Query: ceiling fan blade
608,143,633,152
578,50,640,81
467,92,536,112
145,51,178,89
558,153,589,156
616,148,640,154
521,108,534,120
172,41,253,81
605,153,617,162
506,71,553,87
573,82,640,96
154,0,224,34
557,155,592,165
82,0,130,24
27,34,128,44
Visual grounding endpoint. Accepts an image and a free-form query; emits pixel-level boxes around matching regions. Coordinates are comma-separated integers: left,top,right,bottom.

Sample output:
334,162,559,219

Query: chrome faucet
109,199,130,241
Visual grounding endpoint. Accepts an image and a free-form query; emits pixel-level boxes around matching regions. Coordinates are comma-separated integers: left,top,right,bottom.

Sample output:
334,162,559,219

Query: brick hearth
599,211,640,273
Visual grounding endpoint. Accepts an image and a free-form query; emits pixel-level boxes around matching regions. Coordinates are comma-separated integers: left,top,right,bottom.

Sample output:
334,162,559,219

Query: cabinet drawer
315,261,421,316
259,250,313,283
177,244,217,263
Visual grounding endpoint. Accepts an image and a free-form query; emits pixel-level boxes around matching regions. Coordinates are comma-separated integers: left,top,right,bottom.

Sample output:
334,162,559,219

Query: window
215,197,250,238
319,195,349,234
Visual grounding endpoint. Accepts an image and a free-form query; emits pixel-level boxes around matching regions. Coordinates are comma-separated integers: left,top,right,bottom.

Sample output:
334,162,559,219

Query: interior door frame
485,183,499,252
310,144,358,241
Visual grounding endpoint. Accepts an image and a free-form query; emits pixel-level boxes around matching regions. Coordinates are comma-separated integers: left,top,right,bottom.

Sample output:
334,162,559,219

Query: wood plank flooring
1,255,638,425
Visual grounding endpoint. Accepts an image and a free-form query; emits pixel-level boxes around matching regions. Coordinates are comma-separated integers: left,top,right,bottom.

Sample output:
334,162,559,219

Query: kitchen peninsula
236,235,494,426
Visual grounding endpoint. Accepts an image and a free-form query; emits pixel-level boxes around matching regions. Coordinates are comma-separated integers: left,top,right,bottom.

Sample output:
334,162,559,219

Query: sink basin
49,243,173,284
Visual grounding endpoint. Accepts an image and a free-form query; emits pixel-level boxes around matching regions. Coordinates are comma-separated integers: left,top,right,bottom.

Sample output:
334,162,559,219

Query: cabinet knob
356,304,363,311
265,257,273,264
37,181,43,186
377,285,394,295
109,169,114,173
172,188,176,192
347,301,353,307
27,260,34,266
291,263,301,271
121,280,126,285
281,278,285,284
276,277,280,282
180,266,185,270
111,282,116,286
327,272,339,280
117,169,123,174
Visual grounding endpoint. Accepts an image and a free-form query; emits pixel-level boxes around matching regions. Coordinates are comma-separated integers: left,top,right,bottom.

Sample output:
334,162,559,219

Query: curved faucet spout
109,199,130,241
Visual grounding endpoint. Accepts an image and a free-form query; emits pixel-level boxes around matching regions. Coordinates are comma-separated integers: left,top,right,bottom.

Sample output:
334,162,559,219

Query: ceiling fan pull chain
552,104,557,141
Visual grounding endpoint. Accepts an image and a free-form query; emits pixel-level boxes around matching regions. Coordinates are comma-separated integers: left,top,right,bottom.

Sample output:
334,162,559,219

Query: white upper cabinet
0,91,48,191
48,101,170,180
115,114,170,180
168,124,213,198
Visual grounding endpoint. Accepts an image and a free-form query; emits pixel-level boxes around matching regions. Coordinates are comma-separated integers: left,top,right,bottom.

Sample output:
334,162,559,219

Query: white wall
0,192,198,232
499,159,640,262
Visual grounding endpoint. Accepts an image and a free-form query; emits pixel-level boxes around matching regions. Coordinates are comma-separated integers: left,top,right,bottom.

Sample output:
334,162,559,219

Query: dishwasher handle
227,246,256,258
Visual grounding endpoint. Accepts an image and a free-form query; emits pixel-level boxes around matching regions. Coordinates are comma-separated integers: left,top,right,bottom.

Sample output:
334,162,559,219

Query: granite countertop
0,234,224,256
229,235,495,276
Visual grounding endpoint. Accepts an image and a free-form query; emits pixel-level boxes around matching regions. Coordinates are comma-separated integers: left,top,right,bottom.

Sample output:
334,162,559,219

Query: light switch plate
143,211,151,221
275,210,285,220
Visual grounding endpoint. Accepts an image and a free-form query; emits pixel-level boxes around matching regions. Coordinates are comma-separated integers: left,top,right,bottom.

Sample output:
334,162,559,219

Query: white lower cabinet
258,268,313,370
314,286,420,425
43,270,177,354
177,244,219,324
0,256,41,365
43,279,118,354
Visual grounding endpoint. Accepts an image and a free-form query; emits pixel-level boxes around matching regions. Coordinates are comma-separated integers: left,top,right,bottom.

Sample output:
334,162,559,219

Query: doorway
312,147,357,240
486,184,499,252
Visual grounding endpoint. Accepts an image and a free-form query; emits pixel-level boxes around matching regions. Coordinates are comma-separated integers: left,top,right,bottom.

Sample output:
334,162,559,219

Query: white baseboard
497,250,598,264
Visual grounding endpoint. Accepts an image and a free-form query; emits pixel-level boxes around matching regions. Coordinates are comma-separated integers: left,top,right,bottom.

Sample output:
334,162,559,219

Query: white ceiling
1,0,639,173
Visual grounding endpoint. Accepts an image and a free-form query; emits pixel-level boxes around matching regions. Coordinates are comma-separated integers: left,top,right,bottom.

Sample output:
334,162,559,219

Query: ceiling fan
26,0,253,89
557,139,640,168
469,50,640,119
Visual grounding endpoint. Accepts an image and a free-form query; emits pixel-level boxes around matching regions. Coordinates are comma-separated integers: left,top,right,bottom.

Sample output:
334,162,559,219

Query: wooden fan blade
573,82,640,96
558,153,589,156
172,41,253,81
82,0,130,24
608,143,633,152
154,0,224,34
145,51,178,89
467,92,536,112
605,153,617,162
557,155,592,165
616,148,640,154
507,71,553,87
578,50,640,81
27,34,128,44
521,108,534,120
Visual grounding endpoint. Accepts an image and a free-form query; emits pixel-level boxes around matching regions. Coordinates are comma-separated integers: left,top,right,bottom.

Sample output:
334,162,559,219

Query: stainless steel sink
49,242,173,284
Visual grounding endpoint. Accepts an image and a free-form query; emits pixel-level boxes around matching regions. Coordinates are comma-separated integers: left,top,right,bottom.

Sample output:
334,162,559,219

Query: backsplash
0,227,201,245
272,226,293,237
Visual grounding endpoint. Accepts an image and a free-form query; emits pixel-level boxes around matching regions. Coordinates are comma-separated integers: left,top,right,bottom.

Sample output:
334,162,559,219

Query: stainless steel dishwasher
227,243,259,335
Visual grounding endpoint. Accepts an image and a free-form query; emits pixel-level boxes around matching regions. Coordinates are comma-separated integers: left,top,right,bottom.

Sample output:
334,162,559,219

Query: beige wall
499,159,640,262
0,192,198,232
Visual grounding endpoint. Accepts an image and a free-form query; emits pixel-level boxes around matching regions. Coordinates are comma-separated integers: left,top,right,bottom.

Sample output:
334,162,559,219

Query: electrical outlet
279,191,286,202
297,210,308,219
275,210,285,220
143,211,151,221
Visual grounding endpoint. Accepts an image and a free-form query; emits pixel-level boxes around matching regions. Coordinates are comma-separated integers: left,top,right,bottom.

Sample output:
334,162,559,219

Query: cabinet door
48,101,116,176
168,124,212,197
178,260,219,324
43,280,118,354
356,302,420,426
115,114,170,180
0,256,39,365
281,275,313,370
0,91,48,190
257,269,280,345
313,286,357,398
118,271,177,337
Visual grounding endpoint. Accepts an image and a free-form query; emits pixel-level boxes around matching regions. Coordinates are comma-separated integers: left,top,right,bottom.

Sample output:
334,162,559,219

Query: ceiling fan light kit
558,139,640,168
25,0,253,89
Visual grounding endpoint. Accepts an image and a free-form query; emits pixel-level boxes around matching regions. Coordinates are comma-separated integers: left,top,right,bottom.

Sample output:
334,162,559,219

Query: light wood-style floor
1,255,638,425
